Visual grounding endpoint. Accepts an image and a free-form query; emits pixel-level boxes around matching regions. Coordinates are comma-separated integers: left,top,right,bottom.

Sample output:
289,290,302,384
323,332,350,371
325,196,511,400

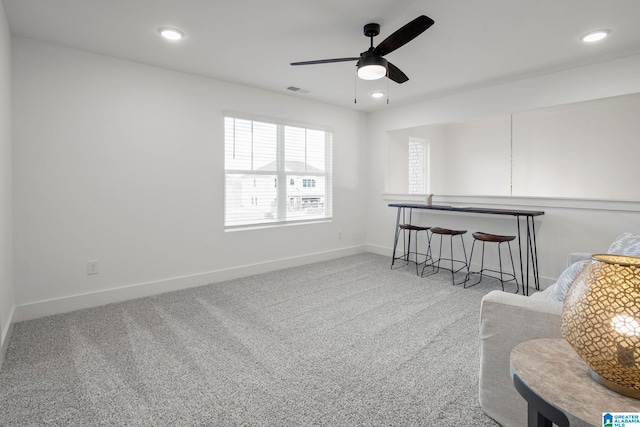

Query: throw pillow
549,259,589,303
607,233,640,257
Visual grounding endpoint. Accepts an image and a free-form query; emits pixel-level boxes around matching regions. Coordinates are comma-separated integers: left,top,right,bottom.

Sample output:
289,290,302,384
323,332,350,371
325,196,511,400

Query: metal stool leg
480,242,486,282
425,231,433,268
507,241,520,294
416,229,433,275
423,229,469,285
498,242,505,291
449,235,455,284
456,235,470,286
466,232,519,291
436,234,443,274
465,240,485,289
421,231,437,277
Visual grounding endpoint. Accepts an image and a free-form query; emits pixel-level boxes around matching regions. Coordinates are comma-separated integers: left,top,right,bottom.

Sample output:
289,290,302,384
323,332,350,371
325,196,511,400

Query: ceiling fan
290,15,435,84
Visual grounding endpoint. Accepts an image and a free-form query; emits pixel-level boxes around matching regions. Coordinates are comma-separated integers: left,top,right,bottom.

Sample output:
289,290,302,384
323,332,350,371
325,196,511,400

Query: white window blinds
408,137,430,194
224,115,333,229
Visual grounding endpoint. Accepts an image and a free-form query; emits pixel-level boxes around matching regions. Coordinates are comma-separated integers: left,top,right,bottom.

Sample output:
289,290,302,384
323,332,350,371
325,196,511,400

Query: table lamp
561,254,640,399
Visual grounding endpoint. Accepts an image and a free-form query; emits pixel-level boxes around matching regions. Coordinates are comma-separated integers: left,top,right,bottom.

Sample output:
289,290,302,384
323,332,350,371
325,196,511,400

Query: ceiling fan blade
387,62,409,84
373,15,434,57
290,57,360,66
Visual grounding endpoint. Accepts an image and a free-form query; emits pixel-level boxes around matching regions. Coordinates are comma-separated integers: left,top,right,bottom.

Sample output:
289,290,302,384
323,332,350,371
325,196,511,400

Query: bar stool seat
391,224,433,275
431,227,466,236
399,224,429,232
423,227,469,285
466,232,519,292
472,232,515,244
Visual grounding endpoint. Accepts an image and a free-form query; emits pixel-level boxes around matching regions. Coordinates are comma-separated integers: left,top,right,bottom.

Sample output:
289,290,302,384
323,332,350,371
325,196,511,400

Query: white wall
441,116,511,196
0,2,14,364
367,54,640,286
12,38,368,321
513,94,640,199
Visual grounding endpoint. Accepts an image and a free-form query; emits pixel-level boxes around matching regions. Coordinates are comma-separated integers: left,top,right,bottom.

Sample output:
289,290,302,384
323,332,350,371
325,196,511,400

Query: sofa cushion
608,233,640,257
549,260,589,303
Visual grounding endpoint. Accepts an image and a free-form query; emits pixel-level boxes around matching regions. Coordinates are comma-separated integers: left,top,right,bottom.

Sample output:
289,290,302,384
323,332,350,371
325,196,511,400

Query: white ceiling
4,0,640,112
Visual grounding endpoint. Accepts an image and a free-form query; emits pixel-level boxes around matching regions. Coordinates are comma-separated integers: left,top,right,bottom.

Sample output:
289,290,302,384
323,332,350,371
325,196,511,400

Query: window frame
223,112,333,230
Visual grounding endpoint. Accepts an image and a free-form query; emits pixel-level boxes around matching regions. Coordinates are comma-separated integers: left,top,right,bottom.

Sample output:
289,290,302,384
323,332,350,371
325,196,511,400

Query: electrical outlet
87,260,99,275
338,230,343,239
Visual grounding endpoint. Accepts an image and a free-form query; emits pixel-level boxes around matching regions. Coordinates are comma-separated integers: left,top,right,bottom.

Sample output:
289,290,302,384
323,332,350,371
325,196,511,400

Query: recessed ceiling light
371,91,385,99
580,29,611,43
158,27,185,41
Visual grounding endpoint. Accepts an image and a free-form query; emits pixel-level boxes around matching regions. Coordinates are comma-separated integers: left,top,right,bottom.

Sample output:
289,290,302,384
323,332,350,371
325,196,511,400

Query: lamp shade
357,55,388,80
562,254,640,398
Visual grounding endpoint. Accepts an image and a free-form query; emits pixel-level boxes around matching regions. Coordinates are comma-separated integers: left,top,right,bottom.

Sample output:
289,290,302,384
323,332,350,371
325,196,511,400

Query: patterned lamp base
562,254,640,399
591,369,640,399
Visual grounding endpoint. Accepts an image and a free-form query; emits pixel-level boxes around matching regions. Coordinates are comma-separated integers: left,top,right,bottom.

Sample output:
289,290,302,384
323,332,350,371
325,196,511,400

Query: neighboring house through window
224,114,333,228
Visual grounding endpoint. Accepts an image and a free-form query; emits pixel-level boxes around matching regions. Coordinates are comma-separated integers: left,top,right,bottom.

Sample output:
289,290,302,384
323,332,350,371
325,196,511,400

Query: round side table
510,338,640,427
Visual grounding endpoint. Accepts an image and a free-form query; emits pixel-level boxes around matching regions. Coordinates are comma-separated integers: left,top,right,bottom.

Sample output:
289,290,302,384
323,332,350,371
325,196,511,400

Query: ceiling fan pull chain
387,77,390,104
354,68,358,104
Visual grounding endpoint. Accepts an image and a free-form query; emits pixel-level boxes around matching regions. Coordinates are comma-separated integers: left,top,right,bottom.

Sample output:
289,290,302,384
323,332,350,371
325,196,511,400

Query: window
224,114,333,228
408,137,430,194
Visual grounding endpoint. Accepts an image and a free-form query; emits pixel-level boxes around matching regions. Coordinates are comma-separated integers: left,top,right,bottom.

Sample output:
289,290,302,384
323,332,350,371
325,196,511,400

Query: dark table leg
516,215,542,296
514,373,569,427
529,216,540,291
529,405,553,427
515,216,527,295
391,207,402,268
525,216,531,296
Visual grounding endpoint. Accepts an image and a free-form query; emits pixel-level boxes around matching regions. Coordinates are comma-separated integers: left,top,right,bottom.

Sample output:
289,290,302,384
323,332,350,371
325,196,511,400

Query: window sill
225,218,332,232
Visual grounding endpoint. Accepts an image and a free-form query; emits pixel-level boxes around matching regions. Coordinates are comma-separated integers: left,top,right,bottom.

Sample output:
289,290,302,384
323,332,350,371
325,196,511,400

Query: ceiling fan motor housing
357,50,388,68
357,50,388,80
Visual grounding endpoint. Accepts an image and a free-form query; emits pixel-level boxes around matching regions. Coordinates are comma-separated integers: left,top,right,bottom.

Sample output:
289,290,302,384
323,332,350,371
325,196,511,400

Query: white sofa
478,233,640,427
479,281,565,427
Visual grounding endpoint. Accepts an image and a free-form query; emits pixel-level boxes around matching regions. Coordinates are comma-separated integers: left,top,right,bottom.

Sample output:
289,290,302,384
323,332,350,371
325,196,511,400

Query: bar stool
391,224,433,275
423,227,469,285
466,232,519,292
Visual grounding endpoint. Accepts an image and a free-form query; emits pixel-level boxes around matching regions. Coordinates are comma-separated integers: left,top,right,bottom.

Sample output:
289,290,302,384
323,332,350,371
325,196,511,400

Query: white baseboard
15,245,368,323
366,244,392,257
1,307,15,370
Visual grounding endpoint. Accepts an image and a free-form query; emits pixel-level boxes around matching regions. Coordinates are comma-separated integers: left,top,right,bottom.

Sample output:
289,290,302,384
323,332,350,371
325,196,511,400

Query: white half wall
367,54,640,285
0,2,14,365
12,38,368,321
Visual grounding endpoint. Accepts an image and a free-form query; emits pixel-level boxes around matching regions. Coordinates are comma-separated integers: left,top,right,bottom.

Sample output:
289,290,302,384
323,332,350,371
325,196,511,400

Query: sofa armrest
567,252,592,267
479,290,563,427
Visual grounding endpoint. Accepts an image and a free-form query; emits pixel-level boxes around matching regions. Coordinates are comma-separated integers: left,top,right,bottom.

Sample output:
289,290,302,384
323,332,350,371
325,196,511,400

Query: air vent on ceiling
287,86,310,94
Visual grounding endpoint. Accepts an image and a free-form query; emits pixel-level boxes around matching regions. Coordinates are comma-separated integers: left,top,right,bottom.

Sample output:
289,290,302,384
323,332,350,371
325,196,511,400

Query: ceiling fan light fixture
357,56,388,80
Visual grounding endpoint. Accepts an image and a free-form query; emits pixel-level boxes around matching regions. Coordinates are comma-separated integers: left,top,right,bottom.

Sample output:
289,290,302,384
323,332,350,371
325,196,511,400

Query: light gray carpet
0,253,505,426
